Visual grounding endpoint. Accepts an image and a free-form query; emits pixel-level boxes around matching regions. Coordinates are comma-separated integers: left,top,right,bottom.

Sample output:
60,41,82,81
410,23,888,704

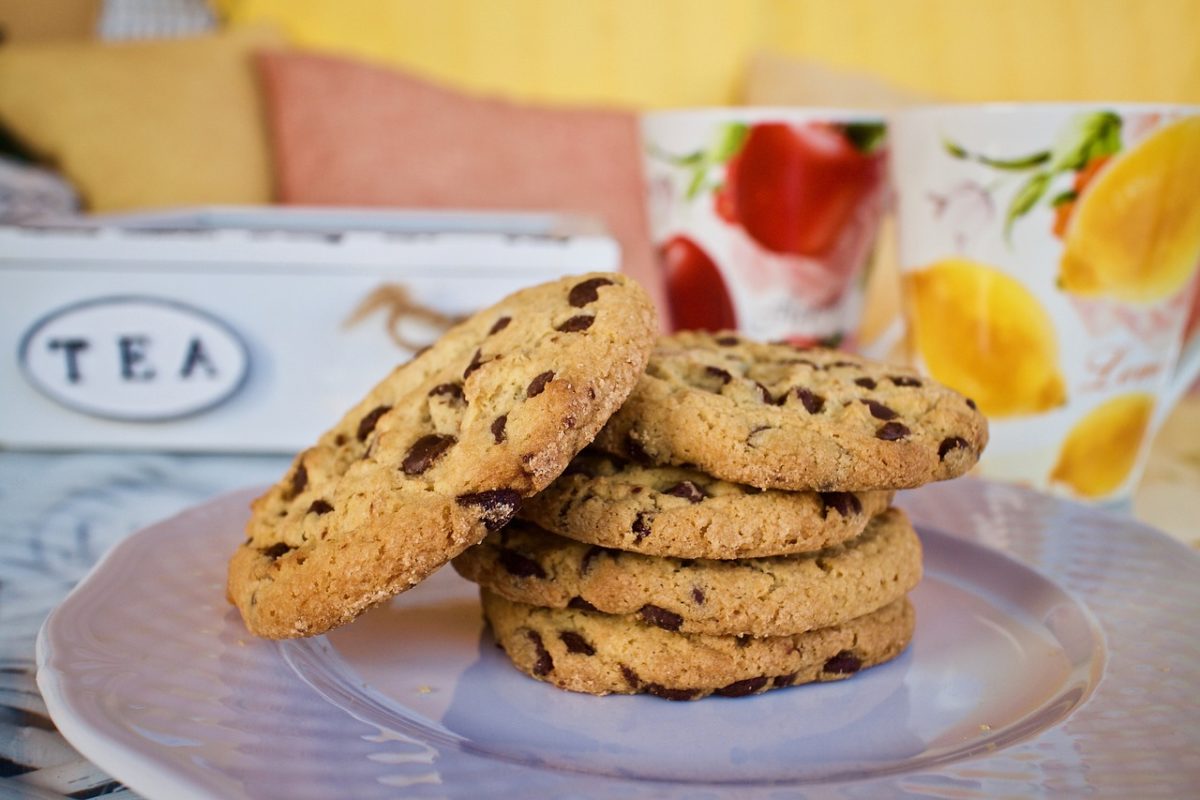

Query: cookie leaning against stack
227,273,657,639
454,330,987,698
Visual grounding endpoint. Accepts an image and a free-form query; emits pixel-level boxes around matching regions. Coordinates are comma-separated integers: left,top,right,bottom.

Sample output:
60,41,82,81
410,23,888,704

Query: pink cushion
256,50,661,311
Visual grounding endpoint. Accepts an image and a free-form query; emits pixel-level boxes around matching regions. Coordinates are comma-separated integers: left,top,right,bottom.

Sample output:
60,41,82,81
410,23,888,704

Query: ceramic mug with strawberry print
641,109,890,347
892,104,1200,507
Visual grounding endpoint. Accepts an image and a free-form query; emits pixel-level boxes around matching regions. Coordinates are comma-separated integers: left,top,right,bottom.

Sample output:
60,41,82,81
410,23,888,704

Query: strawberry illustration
658,120,885,259
730,122,885,257
660,235,737,332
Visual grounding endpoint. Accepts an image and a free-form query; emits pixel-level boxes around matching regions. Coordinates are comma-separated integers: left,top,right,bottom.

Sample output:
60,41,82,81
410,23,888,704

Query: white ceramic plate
36,478,1200,798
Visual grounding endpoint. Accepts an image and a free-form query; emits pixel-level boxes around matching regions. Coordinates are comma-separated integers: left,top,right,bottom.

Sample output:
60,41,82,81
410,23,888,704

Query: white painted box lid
0,207,621,452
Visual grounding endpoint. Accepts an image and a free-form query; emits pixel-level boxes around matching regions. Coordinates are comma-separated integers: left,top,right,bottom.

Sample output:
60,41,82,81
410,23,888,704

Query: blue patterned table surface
0,451,288,799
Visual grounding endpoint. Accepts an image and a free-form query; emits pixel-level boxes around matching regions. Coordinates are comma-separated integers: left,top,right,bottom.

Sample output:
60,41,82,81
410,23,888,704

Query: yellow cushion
215,0,1200,107
0,27,281,211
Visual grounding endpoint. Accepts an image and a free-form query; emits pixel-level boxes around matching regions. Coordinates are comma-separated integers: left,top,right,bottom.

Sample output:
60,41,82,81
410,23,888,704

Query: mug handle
1153,285,1200,429
1156,329,1200,425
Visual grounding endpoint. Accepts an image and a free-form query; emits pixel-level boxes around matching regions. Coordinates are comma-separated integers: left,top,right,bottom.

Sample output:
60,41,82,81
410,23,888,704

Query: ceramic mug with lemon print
892,105,1200,507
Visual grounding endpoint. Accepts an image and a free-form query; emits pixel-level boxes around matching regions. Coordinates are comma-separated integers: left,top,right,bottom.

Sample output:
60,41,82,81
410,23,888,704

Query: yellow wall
218,0,1200,107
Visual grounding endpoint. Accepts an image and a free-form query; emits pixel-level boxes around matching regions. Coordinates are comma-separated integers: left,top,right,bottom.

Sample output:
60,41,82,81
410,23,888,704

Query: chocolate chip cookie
227,273,657,639
519,449,892,558
593,331,988,491
483,590,915,699
454,508,920,636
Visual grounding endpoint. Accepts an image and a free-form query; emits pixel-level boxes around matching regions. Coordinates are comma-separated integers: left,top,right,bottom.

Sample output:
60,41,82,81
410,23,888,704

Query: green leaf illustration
942,137,1050,170
1050,189,1079,207
943,138,970,160
709,122,749,163
1050,111,1123,171
1005,171,1052,239
652,121,750,202
841,122,887,154
685,166,710,201
975,150,1052,170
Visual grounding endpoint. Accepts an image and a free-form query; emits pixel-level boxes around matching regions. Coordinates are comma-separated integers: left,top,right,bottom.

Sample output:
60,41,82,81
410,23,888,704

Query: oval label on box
19,296,250,422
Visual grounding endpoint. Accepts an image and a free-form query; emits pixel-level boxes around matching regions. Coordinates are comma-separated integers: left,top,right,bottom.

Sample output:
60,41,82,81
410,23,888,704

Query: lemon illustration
1060,116,1200,302
1051,392,1155,498
905,258,1066,417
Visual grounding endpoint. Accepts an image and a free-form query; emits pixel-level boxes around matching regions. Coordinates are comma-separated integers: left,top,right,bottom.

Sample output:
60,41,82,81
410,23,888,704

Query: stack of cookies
453,331,987,699
227,273,985,702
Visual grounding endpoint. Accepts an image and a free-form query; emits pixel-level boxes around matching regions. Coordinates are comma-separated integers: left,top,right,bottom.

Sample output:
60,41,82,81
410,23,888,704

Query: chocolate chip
876,422,911,441
889,375,922,387
527,370,555,397
334,433,347,446
498,548,546,579
402,434,457,475
691,587,705,605
625,435,652,464
639,604,683,631
716,335,740,346
428,383,465,401
664,480,707,503
559,630,595,655
716,676,768,697
823,650,862,674
491,414,507,443
488,316,512,335
456,489,522,530
357,405,392,442
773,672,799,687
620,664,641,688
556,315,595,333
568,596,598,611
645,684,700,701
527,631,553,676
288,463,308,498
862,399,898,420
820,491,862,518
827,360,859,368
568,277,613,307
261,542,293,560
463,349,485,379
755,381,774,403
308,499,334,515
854,377,877,390
705,366,733,384
938,436,970,459
632,512,653,540
782,387,825,413
966,397,977,410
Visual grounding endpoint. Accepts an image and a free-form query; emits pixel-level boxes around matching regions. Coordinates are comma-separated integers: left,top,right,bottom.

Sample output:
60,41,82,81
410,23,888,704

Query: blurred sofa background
2,0,1197,218
3,0,1197,307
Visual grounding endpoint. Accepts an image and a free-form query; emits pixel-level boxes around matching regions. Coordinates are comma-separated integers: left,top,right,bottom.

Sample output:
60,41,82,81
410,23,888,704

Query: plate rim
34,479,1200,798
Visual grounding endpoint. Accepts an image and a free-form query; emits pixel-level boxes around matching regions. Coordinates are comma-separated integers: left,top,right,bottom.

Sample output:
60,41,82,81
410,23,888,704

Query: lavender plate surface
36,478,1200,798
